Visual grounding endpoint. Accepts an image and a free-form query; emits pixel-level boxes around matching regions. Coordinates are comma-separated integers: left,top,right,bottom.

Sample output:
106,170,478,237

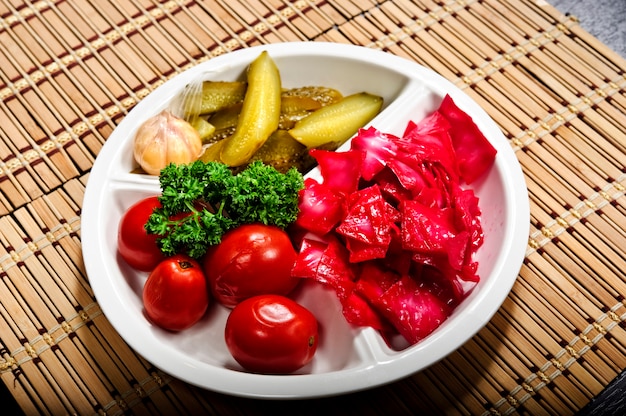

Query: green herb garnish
145,160,304,258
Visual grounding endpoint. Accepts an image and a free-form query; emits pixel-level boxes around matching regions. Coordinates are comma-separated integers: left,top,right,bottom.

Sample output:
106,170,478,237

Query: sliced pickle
200,81,246,114
189,116,216,142
200,132,313,174
199,139,225,163
207,127,236,143
220,51,282,166
280,95,322,113
288,92,383,148
278,96,321,130
251,130,307,172
204,103,241,142
282,86,344,106
208,102,242,130
279,112,311,131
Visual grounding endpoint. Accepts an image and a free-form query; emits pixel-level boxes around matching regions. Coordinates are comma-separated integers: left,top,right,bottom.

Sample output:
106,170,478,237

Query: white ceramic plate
81,42,529,399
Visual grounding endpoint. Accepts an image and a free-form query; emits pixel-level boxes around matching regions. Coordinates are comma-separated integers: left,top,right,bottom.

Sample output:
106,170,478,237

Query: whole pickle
220,51,282,166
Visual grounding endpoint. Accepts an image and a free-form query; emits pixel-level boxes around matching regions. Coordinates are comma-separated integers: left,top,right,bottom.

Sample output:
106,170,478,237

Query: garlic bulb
133,110,203,175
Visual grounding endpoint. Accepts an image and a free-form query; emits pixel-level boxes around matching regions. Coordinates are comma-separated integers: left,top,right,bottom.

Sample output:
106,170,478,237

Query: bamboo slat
1,0,626,414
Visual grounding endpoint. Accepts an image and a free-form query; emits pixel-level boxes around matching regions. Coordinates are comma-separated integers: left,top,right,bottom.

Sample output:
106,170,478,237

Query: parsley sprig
145,160,304,258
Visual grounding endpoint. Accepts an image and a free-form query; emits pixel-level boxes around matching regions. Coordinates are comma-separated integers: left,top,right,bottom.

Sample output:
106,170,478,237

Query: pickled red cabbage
291,95,497,347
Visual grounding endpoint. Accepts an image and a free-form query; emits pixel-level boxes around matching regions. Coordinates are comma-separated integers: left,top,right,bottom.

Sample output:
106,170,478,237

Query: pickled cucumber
288,92,383,148
199,81,246,114
220,51,282,166
183,52,383,173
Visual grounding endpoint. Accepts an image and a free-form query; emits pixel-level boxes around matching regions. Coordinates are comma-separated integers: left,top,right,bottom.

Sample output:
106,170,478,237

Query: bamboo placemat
1,0,625,414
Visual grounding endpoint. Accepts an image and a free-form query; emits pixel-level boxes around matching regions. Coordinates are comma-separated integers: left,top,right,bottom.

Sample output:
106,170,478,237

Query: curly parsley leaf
145,160,304,258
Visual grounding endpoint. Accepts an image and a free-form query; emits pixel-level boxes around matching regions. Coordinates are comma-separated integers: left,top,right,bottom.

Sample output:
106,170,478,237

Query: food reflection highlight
257,302,295,324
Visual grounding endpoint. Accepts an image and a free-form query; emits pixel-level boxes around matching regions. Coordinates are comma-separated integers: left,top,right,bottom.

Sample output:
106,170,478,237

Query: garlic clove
133,110,203,175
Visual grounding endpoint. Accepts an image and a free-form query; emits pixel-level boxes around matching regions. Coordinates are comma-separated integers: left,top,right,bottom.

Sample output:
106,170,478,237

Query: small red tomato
225,294,318,374
118,196,165,272
203,224,299,308
143,254,209,331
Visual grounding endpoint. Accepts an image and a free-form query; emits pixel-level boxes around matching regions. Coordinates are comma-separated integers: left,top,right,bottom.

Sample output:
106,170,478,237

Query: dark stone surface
550,0,626,57
577,370,626,416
